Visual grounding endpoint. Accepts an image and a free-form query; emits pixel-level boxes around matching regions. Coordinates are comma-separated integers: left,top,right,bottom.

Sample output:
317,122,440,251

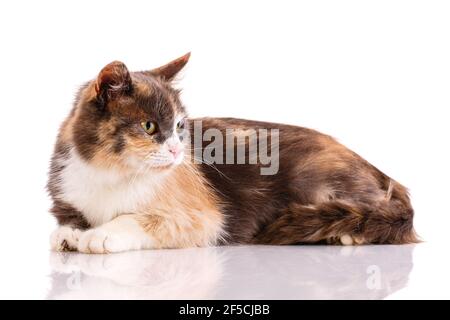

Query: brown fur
193,118,418,245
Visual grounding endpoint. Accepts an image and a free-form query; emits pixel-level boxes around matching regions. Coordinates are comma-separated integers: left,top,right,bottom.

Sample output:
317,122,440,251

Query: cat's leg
77,214,154,254
50,226,82,251
254,198,416,245
252,201,371,246
50,202,89,251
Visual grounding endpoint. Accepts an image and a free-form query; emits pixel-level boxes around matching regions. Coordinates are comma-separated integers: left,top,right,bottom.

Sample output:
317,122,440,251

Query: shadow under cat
48,245,415,300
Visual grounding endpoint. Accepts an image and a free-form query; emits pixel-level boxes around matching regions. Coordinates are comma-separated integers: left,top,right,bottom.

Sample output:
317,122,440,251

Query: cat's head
71,53,191,173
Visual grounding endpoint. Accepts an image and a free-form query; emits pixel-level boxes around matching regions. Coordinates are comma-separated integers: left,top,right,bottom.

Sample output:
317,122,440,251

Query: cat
47,53,418,254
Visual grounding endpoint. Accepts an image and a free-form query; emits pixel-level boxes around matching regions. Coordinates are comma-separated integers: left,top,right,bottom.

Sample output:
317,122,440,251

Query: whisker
190,155,232,181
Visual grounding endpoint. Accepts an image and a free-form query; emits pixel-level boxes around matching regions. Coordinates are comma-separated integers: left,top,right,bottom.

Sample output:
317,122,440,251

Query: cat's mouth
145,152,185,169
147,161,175,169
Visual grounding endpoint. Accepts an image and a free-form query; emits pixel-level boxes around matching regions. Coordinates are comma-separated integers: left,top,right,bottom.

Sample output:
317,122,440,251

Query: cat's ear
95,61,132,103
148,52,191,81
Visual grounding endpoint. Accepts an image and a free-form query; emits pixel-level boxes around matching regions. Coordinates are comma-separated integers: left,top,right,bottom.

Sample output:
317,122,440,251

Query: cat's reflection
217,245,415,299
48,247,225,299
48,245,415,299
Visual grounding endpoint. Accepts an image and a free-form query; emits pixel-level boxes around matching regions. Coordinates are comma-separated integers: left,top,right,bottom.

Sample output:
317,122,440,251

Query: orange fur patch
137,162,225,248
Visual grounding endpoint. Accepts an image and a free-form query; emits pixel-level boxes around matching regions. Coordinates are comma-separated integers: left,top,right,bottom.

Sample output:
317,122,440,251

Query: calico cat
48,53,418,253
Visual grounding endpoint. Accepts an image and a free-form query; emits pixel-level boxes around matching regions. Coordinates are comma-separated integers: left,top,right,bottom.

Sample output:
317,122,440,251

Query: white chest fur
57,150,162,227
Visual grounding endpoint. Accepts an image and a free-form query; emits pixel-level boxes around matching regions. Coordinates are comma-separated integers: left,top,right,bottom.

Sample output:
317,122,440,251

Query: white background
0,0,449,299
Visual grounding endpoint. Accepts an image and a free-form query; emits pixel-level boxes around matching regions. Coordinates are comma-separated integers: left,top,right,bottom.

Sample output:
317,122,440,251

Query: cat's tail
253,184,419,245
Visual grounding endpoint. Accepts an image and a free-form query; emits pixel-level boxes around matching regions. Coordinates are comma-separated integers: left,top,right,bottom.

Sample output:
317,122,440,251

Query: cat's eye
176,119,186,130
141,121,157,135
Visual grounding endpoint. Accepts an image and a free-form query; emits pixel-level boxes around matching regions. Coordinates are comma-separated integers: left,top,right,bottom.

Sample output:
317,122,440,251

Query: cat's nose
168,144,182,158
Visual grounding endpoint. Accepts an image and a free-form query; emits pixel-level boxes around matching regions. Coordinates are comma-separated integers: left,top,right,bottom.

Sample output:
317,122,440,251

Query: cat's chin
128,163,175,175
152,152,185,169
124,155,182,173
148,158,184,171
152,163,176,170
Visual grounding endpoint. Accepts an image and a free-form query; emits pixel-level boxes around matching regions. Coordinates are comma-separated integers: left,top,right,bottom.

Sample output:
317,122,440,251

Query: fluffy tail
253,185,419,245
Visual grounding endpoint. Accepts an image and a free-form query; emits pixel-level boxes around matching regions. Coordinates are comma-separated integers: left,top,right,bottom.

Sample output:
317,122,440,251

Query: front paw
50,226,81,251
77,229,142,254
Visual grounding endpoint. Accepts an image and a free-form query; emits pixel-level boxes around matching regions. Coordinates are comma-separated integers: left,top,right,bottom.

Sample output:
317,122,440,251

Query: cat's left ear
95,61,132,104
147,52,191,81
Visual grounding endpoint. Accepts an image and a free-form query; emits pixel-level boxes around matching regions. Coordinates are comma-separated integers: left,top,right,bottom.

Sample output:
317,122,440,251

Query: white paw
340,234,354,246
77,228,144,254
340,234,365,246
50,226,81,251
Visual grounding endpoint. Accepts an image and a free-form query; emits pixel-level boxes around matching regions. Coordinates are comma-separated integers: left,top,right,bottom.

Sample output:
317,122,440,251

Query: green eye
177,119,185,130
141,121,157,135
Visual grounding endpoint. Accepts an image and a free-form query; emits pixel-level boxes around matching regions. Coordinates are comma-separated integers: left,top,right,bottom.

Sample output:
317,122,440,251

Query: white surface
1,244,449,299
43,244,450,300
0,0,449,299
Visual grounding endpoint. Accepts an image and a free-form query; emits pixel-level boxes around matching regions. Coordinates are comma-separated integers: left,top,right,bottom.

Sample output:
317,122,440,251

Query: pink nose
168,144,182,158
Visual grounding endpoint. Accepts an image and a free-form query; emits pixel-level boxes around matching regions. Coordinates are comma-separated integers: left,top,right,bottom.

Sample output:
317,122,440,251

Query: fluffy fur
47,53,418,253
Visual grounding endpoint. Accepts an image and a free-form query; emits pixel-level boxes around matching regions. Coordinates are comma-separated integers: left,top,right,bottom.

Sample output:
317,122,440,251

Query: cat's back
190,116,350,163
192,117,321,137
189,117,391,244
